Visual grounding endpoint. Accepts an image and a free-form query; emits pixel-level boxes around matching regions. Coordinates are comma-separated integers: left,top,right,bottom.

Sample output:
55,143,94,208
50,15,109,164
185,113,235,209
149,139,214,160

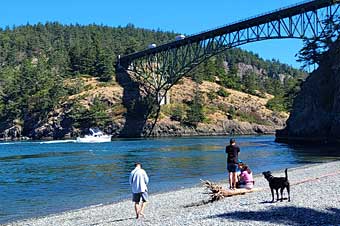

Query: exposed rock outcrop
276,40,340,144
0,124,23,140
236,62,266,79
29,104,74,140
147,118,280,137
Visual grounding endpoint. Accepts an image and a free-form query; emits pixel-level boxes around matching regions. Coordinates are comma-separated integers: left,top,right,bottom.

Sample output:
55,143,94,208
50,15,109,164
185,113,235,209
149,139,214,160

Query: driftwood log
201,180,261,202
198,171,340,204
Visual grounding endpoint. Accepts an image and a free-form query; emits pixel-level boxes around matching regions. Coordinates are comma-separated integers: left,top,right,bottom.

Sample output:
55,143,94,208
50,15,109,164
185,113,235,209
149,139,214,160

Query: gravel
4,161,340,226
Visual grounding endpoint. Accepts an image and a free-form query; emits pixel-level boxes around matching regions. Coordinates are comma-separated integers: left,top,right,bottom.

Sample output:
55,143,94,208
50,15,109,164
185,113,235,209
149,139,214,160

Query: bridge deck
119,0,339,64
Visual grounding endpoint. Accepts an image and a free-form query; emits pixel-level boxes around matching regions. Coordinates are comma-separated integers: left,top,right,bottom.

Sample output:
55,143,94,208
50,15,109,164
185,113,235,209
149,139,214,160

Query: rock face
0,124,23,140
29,105,74,140
276,40,340,144
146,119,281,137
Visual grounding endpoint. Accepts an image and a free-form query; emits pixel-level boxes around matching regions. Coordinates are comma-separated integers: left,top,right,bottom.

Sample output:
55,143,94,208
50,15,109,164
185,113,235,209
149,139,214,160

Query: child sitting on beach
237,164,254,189
235,161,243,185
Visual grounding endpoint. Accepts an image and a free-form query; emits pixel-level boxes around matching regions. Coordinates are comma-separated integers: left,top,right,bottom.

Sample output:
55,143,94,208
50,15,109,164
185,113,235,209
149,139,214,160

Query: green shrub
204,105,219,115
207,91,217,101
169,104,186,122
84,84,94,91
65,80,85,95
228,107,236,116
236,111,269,125
184,92,205,127
216,103,231,115
217,88,230,97
203,117,212,124
69,97,111,128
266,96,286,112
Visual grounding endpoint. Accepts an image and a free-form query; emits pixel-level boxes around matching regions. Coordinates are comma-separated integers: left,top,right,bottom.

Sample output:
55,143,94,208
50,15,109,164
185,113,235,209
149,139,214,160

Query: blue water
1,135,340,223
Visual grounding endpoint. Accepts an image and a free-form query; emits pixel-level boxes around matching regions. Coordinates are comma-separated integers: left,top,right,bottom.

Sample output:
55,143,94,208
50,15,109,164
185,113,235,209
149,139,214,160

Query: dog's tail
285,168,288,180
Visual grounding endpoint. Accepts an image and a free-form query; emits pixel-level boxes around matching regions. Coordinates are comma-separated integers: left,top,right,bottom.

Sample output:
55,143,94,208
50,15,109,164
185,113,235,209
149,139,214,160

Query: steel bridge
116,0,340,137
118,0,340,96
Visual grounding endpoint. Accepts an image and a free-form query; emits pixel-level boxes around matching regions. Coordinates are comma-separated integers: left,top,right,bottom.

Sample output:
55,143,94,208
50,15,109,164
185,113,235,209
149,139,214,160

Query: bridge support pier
115,68,160,137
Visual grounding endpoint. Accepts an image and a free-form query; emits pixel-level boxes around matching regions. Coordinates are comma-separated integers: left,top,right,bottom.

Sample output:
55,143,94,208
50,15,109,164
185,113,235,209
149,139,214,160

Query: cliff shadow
115,68,153,138
206,206,340,225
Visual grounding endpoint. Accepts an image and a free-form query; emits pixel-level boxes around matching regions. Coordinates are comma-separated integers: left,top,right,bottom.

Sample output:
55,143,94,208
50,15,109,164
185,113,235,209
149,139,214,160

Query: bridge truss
117,0,340,103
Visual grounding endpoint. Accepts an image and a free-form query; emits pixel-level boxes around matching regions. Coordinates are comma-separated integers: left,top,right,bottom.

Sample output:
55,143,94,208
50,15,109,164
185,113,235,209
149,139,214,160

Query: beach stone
6,160,340,226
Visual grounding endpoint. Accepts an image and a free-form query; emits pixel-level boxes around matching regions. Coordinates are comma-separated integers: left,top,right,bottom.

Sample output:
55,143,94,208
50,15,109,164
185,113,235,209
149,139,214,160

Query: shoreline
0,132,277,142
4,160,340,226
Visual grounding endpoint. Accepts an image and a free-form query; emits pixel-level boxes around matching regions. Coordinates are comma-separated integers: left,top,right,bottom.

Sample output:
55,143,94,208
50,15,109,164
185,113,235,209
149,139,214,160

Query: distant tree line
0,23,176,132
0,22,176,80
0,22,306,133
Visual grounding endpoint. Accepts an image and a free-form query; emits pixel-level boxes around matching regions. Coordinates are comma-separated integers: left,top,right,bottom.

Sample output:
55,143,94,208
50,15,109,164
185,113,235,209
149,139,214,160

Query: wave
39,140,77,144
1,140,77,145
0,142,16,145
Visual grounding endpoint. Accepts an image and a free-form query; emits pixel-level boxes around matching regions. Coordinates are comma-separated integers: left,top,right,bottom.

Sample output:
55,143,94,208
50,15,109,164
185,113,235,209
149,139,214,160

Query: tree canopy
0,22,305,135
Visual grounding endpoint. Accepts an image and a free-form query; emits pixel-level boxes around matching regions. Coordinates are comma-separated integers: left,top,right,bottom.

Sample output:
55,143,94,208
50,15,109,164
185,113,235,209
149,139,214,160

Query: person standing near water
226,138,240,190
129,162,149,219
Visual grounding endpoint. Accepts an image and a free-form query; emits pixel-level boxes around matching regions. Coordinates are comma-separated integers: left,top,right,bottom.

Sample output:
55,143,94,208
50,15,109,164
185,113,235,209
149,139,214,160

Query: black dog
262,168,290,202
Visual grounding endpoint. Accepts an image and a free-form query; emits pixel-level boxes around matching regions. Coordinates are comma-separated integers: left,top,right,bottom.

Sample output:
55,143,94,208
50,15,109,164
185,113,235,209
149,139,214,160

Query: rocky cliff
276,40,340,144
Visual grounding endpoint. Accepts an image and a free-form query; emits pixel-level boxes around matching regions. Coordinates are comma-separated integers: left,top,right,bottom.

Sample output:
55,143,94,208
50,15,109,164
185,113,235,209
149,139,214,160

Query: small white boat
76,128,112,143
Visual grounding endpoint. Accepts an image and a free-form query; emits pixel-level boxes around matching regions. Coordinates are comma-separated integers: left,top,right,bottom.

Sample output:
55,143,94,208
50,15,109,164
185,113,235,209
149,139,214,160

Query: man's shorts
227,163,238,173
132,192,148,203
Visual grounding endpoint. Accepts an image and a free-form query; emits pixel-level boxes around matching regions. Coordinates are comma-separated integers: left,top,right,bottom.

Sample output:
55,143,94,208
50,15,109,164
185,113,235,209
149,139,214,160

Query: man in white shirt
129,162,149,219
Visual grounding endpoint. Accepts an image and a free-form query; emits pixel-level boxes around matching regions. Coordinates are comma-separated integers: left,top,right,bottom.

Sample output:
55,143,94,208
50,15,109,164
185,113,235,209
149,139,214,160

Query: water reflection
287,144,340,162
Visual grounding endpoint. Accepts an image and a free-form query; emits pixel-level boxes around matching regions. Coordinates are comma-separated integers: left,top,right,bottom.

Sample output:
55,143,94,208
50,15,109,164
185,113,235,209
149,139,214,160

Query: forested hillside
0,23,305,139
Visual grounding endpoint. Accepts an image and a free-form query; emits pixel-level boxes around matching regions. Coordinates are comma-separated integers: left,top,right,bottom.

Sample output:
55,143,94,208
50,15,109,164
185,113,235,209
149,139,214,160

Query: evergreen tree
297,16,340,69
0,67,21,129
185,88,205,126
95,49,114,82
242,71,258,95
0,57,65,132
297,38,324,69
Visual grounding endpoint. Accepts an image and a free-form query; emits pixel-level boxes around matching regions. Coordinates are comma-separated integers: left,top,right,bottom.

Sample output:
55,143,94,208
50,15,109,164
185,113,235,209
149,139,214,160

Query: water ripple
0,150,92,162
0,135,339,224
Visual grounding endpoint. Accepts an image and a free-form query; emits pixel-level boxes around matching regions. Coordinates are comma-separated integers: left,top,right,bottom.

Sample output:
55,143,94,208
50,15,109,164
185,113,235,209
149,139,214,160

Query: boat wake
39,140,77,144
0,142,16,145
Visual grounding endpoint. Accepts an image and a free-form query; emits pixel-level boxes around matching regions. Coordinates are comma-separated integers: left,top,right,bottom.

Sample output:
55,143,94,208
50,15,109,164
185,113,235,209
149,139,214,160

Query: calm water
1,135,340,223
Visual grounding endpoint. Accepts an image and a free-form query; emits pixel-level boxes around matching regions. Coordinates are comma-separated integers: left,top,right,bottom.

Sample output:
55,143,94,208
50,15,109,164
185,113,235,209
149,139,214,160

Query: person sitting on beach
237,164,254,189
237,160,244,180
129,162,149,219
236,161,245,188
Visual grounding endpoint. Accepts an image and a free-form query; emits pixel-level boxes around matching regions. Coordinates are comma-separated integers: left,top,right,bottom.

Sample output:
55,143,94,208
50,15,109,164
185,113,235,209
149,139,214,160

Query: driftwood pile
201,180,259,202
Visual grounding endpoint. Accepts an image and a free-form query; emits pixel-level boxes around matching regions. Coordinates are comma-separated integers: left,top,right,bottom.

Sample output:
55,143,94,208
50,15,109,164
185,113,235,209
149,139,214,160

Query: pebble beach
4,160,340,226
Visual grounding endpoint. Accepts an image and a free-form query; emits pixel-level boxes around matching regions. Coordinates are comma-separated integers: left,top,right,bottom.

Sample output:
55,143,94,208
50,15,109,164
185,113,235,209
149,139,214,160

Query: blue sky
1,0,307,68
